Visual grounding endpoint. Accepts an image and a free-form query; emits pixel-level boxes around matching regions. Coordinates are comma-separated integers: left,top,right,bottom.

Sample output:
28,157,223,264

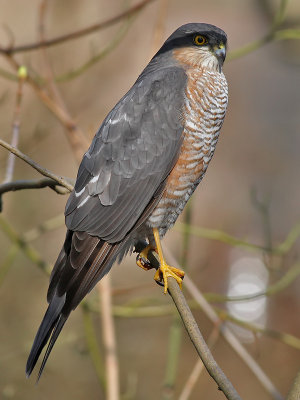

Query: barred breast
147,67,228,234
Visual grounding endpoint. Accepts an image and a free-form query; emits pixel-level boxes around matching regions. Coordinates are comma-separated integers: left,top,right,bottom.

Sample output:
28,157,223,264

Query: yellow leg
152,228,185,294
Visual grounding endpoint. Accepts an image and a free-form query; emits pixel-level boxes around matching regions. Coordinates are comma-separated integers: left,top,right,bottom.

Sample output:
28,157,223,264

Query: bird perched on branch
27,22,228,379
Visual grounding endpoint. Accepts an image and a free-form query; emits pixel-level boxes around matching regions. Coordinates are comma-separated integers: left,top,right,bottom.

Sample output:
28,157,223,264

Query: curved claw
154,264,185,294
136,244,157,271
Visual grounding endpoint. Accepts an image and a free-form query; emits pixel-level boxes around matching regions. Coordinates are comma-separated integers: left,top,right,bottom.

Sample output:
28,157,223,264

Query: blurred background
0,0,299,399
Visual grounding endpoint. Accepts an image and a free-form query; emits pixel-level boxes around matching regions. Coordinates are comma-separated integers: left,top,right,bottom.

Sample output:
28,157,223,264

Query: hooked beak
214,45,226,66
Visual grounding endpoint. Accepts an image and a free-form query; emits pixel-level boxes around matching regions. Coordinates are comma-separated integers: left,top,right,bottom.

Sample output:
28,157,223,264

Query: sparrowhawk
26,22,228,379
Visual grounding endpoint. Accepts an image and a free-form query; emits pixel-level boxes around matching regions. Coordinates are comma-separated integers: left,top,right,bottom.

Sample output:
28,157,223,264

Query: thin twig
215,307,300,350
23,213,65,242
0,178,70,196
0,245,18,287
167,278,241,400
175,268,284,400
205,261,300,303
178,324,220,400
0,0,155,55
82,305,106,390
4,55,89,162
4,66,27,183
287,369,300,400
163,201,192,399
98,275,120,400
0,138,73,191
0,216,51,274
137,243,241,400
56,9,135,83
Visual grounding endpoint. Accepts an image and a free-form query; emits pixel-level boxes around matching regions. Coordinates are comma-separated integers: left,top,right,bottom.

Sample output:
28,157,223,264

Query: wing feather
65,66,187,242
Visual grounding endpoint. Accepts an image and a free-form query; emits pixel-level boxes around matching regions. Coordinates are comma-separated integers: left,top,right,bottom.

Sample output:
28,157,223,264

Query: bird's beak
214,44,226,66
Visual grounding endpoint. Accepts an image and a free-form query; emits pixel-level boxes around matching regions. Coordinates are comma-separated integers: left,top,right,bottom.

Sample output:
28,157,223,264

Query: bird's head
158,23,227,72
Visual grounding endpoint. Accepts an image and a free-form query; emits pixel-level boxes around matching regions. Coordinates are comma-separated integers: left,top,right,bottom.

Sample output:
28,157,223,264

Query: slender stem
0,216,51,274
98,275,120,400
0,178,70,196
167,278,242,400
0,138,74,191
178,325,220,400
287,370,300,400
82,305,106,390
0,245,18,287
4,67,26,183
0,0,155,55
180,272,284,400
162,201,192,399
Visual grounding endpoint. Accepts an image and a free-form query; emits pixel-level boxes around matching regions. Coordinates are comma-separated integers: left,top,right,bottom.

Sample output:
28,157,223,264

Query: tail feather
26,230,125,379
26,294,66,377
36,314,68,381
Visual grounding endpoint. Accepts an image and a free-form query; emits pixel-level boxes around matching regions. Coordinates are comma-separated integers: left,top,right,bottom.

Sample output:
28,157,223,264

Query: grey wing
65,67,187,243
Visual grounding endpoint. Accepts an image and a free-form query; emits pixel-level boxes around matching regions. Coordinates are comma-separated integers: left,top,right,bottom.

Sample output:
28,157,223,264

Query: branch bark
0,138,73,191
0,0,155,55
134,242,241,400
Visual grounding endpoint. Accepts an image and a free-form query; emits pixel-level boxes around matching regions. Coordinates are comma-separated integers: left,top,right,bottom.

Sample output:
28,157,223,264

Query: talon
152,228,185,294
136,244,156,271
154,263,185,294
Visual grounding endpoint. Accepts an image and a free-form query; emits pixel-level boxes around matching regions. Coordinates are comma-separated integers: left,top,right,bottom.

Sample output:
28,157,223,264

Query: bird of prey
26,22,228,379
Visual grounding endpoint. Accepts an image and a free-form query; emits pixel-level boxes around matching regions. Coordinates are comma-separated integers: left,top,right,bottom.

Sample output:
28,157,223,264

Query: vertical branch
162,201,192,399
36,0,88,163
178,324,220,400
98,275,120,400
287,369,300,400
3,66,27,183
82,305,106,390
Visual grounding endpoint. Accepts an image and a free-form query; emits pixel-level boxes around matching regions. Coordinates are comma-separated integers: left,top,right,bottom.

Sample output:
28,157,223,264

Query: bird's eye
193,35,207,46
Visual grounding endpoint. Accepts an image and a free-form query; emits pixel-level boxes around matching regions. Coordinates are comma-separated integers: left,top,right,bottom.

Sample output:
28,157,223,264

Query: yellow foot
136,244,157,271
154,263,185,294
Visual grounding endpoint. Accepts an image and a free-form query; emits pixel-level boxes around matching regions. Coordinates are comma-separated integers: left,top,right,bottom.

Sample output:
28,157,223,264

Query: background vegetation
0,0,299,399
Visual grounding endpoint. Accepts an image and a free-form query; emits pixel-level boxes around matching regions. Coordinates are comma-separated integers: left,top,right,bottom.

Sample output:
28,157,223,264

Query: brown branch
4,53,89,162
178,325,220,400
0,0,155,55
134,242,241,400
167,278,241,400
0,178,69,196
3,66,26,183
163,247,284,400
98,276,120,400
287,369,300,400
0,138,74,191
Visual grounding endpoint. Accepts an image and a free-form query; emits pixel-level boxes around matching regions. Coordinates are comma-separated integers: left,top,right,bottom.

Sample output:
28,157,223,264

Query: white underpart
147,66,228,234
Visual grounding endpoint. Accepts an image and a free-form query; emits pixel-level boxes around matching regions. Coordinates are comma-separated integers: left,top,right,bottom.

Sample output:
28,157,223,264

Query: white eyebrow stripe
75,187,85,197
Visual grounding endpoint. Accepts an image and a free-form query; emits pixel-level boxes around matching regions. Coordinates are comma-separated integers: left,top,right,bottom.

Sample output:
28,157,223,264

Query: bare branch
3,66,27,183
98,276,120,400
0,178,70,196
162,246,284,400
0,0,155,55
135,242,241,400
167,278,242,400
287,369,300,400
0,138,74,191
178,325,220,400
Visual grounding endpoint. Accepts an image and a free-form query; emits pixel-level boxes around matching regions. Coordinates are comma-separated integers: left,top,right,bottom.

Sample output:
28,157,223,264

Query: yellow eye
193,35,207,46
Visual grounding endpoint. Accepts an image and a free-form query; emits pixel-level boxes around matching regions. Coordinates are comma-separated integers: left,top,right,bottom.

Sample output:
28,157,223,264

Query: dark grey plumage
26,22,228,379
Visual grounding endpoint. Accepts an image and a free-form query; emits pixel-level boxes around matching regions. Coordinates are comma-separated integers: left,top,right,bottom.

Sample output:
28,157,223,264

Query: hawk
26,23,228,378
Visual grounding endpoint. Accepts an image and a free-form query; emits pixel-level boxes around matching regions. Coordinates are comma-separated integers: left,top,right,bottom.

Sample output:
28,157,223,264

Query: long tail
26,230,123,379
